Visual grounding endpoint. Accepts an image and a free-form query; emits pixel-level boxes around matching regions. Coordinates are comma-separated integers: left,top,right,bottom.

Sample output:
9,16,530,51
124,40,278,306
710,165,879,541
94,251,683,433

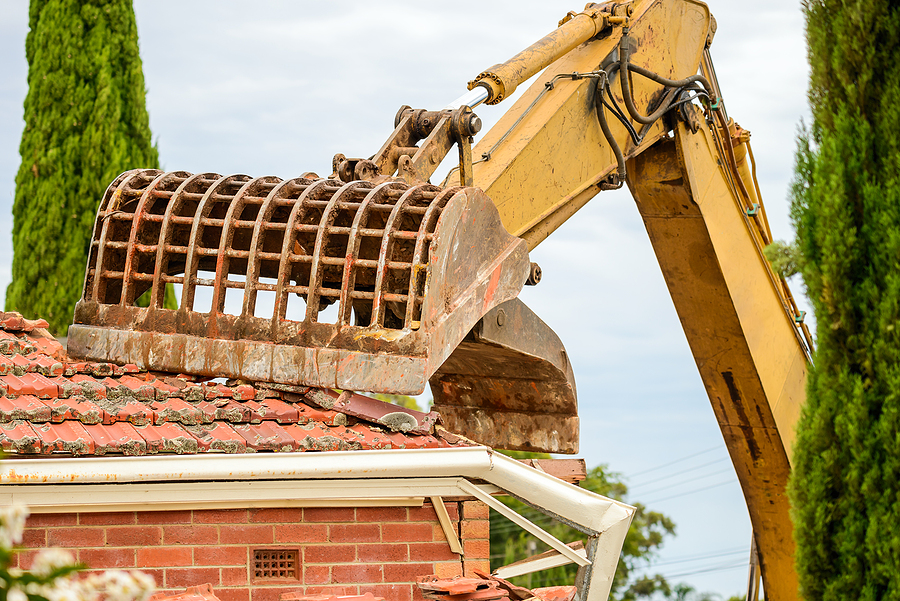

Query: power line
661,560,748,579
643,479,735,504
633,467,735,498
628,445,721,478
629,457,729,489
647,547,749,568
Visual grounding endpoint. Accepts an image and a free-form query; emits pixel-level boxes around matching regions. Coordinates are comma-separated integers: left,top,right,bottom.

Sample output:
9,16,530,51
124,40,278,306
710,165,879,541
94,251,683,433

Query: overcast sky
0,1,811,597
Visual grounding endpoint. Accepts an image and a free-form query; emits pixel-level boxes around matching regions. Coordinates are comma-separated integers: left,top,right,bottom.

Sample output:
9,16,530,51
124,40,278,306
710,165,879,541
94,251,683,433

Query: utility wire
627,446,721,478
634,467,734,498
629,457,729,489
644,479,736,504
645,547,749,568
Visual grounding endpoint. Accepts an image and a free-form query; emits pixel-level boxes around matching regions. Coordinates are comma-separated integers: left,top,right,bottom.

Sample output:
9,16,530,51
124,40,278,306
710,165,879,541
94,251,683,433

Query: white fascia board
1,447,634,601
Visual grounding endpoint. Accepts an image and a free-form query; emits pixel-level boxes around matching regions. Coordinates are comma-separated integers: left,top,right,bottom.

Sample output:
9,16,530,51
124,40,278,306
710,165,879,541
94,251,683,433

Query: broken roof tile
24,353,65,377
0,312,49,332
335,391,440,435
29,336,66,360
0,395,51,423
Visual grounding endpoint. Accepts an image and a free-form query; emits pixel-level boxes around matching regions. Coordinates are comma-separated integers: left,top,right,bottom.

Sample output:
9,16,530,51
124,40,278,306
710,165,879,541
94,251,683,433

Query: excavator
68,0,812,598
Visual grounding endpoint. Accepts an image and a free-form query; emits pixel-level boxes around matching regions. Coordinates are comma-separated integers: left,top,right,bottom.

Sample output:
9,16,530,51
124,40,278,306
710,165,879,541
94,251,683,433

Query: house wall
15,501,490,601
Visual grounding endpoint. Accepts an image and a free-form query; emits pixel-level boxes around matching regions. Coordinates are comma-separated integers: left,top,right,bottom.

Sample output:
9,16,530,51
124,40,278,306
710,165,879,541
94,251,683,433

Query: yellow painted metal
472,0,712,249
627,121,804,601
467,1,808,597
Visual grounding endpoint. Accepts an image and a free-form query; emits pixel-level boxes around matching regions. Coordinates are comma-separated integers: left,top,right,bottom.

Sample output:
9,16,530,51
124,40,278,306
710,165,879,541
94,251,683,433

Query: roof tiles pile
0,312,466,457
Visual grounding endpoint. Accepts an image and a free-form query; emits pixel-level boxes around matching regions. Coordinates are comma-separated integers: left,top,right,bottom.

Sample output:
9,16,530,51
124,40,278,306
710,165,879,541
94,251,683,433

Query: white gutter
0,446,634,601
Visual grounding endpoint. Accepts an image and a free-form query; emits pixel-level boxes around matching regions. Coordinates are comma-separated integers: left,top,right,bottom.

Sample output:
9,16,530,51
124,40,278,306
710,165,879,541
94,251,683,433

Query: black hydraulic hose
618,30,715,125
594,78,627,182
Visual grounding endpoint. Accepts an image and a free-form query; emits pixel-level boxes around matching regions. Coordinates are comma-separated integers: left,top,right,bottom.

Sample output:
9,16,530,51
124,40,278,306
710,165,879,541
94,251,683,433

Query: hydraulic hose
618,30,715,125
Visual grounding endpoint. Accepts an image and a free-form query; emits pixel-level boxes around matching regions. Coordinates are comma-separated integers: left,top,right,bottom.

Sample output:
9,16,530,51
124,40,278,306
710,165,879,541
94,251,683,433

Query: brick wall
15,501,490,601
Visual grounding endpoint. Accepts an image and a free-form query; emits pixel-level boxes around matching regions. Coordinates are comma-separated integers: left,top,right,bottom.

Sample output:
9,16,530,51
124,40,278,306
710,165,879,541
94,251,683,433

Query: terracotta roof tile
0,311,472,458
35,421,94,455
0,395,52,423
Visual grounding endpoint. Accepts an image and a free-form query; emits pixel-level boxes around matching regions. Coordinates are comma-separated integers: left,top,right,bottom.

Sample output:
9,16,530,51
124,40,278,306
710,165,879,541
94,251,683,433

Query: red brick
462,539,490,559
410,504,458,522
462,501,489,519
138,568,164,588
27,513,77,527
355,507,408,523
413,585,428,601
194,509,249,524
357,543,408,563
304,545,355,564
163,525,219,545
304,564,330,585
79,512,136,526
432,562,463,578
137,510,191,525
408,542,458,562
432,524,451,542
369,584,412,601
251,588,299,601
219,524,273,545
274,524,328,543
383,523,431,543
216,588,250,601
303,507,355,522
384,563,432,583
330,523,379,543
17,549,42,570
221,566,248,586
166,567,220,588
305,587,356,596
332,563,382,583
80,547,136,568
106,526,163,547
136,547,192,568
463,559,490,577
247,508,301,523
21,528,46,548
194,546,247,566
461,520,489,539
49,527,105,548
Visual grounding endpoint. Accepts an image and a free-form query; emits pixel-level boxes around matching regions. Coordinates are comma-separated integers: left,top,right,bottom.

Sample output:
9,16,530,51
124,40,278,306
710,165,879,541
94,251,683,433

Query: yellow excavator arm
461,1,811,598
69,1,811,597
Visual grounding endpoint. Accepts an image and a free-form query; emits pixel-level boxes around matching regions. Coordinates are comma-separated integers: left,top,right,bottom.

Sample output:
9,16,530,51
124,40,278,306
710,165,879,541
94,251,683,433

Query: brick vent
253,549,299,580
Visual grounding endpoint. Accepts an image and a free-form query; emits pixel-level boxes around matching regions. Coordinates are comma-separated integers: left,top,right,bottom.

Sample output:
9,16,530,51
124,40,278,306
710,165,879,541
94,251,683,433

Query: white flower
8,587,27,601
0,505,29,549
31,548,76,577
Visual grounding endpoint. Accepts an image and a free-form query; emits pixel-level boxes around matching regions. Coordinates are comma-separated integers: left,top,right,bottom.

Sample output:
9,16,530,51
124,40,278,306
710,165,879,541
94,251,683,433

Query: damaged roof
0,312,468,457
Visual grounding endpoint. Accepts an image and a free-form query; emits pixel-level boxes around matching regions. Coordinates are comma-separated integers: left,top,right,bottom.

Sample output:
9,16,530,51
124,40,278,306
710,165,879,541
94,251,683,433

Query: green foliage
7,0,159,335
788,1,900,599
763,240,802,278
489,459,676,600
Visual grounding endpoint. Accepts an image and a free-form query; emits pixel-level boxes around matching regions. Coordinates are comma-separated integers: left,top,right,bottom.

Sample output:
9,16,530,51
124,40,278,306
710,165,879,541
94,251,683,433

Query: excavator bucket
68,169,578,451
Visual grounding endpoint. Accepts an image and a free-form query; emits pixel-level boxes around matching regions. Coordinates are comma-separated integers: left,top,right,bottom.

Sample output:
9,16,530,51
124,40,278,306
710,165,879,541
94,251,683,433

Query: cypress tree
8,0,159,335
789,1,900,599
